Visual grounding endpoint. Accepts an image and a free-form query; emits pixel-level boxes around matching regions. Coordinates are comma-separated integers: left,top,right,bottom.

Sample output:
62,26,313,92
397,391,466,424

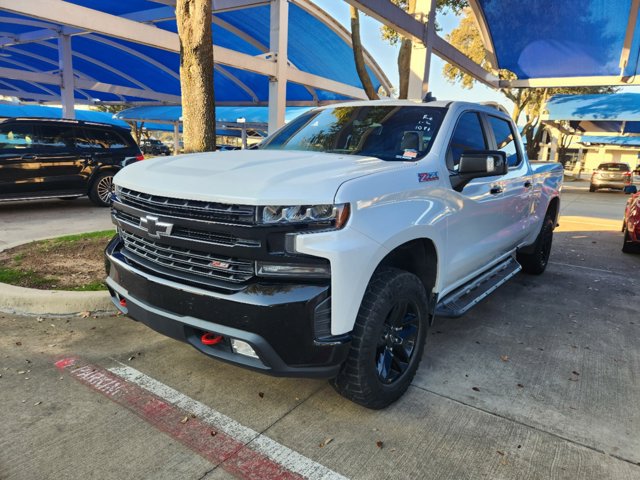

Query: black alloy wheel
376,300,420,384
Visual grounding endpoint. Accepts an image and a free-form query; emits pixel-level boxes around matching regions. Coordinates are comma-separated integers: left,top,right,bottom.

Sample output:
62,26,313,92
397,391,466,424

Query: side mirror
624,185,638,194
452,150,508,192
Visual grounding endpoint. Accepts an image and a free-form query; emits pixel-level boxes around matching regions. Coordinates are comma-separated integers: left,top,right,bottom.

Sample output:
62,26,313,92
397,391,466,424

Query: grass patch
0,267,57,288
69,280,106,292
0,230,113,291
51,230,116,244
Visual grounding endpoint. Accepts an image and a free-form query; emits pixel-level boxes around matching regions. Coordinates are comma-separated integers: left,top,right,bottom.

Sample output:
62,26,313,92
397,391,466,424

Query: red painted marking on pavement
55,357,303,480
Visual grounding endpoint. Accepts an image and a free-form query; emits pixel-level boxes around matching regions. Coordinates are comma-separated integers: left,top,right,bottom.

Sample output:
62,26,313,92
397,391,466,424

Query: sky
313,1,514,113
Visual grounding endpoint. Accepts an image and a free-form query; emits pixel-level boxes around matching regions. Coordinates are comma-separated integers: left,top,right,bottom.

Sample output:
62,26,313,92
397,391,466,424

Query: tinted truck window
488,115,521,167
448,112,487,169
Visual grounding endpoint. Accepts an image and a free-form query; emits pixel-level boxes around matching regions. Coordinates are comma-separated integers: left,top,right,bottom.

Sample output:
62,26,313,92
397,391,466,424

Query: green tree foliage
443,8,615,159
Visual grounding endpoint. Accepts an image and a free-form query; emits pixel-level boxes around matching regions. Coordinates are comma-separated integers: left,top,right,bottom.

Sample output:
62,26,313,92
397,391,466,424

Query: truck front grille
113,209,260,248
120,230,254,284
117,187,257,224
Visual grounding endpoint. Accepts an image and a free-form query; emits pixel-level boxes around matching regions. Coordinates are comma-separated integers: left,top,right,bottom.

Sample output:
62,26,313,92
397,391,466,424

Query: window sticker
418,172,439,183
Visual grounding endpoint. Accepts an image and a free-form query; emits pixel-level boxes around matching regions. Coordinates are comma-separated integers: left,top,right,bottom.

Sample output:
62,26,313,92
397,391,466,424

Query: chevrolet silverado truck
105,100,563,409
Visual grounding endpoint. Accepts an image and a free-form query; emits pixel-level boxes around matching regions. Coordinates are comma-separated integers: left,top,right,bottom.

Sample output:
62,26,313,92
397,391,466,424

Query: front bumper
105,236,350,378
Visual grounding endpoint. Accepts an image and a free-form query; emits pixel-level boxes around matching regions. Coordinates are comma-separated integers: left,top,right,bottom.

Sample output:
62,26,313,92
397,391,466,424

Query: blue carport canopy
0,1,391,106
116,105,310,139
116,105,309,127
0,103,129,127
578,135,640,147
544,93,640,134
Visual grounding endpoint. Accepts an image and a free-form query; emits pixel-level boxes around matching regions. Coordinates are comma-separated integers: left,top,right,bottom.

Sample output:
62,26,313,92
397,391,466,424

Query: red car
623,186,640,253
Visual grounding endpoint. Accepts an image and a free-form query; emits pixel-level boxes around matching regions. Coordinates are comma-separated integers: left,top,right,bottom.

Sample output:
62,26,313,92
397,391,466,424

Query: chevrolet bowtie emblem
139,215,173,239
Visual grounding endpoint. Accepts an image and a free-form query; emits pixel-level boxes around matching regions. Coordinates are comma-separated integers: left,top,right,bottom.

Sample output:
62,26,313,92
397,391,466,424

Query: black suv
141,138,171,156
0,117,143,207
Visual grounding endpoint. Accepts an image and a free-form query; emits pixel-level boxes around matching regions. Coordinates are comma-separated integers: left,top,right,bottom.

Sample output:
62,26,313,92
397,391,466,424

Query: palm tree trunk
350,7,379,100
176,0,216,153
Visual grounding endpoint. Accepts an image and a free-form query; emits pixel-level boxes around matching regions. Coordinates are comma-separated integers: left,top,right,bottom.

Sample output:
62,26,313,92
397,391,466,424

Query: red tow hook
201,332,223,345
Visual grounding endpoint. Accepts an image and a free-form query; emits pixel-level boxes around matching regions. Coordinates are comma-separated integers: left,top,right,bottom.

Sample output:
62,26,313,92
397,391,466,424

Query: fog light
231,339,259,359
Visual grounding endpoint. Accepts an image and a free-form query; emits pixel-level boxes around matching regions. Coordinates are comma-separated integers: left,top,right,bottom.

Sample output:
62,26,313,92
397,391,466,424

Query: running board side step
435,257,522,318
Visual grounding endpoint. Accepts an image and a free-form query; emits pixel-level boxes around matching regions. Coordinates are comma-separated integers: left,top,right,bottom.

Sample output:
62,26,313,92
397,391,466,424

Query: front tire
517,215,554,274
89,172,114,207
331,268,429,409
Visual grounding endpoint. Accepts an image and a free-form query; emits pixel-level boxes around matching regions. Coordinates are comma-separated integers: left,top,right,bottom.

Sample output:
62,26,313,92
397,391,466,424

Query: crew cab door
443,111,516,288
484,114,533,246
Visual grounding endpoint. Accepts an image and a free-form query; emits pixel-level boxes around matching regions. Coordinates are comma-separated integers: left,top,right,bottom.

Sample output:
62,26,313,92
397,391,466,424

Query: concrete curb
0,233,116,316
0,282,114,316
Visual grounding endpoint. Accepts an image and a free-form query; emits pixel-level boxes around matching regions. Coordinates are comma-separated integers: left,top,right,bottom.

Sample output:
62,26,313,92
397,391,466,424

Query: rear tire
622,230,639,253
517,216,554,275
331,268,429,409
89,172,114,207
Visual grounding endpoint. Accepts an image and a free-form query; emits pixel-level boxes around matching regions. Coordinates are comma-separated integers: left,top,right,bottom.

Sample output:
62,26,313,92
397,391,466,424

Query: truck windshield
261,105,445,161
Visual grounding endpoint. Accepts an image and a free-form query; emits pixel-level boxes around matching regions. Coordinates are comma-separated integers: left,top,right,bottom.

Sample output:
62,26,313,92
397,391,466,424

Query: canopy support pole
58,33,75,119
241,124,248,149
407,0,436,100
173,121,180,155
268,0,288,135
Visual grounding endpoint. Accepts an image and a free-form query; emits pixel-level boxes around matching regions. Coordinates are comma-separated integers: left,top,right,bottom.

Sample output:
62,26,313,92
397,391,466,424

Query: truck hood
115,149,408,205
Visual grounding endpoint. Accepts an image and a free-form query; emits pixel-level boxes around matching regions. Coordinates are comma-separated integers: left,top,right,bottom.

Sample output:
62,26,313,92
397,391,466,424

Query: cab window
488,115,521,167
447,112,487,170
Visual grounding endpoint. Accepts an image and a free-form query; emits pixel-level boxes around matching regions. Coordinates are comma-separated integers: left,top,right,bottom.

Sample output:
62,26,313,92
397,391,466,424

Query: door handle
490,186,503,195
524,181,532,188
21,154,37,160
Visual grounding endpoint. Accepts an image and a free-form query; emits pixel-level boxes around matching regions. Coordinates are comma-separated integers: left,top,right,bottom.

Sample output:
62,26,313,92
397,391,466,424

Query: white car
105,100,563,408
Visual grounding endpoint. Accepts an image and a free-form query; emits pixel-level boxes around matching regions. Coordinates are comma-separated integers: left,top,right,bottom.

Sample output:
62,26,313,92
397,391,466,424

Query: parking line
55,357,347,480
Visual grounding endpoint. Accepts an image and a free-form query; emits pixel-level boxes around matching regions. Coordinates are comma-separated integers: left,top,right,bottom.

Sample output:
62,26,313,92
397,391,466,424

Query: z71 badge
418,172,439,183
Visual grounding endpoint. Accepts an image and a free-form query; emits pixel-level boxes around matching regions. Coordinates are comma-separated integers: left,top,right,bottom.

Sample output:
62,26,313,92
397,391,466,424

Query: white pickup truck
105,100,563,408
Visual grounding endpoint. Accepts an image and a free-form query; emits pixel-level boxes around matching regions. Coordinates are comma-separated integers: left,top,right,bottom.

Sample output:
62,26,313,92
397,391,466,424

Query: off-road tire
89,172,114,207
517,215,554,274
331,268,429,409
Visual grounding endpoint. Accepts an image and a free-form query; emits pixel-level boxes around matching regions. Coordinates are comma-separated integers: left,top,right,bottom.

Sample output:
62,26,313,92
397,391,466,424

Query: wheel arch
376,238,439,323
547,195,560,226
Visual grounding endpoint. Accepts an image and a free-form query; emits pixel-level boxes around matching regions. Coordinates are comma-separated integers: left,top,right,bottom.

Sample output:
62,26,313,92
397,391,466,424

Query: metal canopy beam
0,66,182,103
344,0,500,88
504,75,640,88
467,0,498,70
620,0,640,74
268,0,289,134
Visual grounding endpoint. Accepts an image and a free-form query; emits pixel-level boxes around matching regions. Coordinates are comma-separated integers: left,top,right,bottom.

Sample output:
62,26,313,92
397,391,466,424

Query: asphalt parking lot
1,182,639,480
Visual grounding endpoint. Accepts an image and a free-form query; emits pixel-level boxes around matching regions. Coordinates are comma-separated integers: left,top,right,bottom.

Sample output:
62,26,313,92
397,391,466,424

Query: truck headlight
260,204,350,229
